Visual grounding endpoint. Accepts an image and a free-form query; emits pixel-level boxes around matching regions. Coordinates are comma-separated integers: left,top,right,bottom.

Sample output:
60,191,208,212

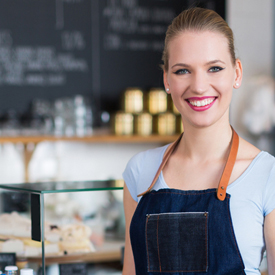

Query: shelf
0,133,179,144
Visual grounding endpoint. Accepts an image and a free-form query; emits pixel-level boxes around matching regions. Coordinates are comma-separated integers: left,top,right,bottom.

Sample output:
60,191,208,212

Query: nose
189,71,208,94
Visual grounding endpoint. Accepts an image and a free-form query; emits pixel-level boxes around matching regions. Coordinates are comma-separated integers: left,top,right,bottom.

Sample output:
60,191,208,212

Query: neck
179,121,233,162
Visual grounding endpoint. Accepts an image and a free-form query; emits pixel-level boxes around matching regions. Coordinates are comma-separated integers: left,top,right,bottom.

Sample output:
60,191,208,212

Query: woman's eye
209,66,224,72
174,69,189,75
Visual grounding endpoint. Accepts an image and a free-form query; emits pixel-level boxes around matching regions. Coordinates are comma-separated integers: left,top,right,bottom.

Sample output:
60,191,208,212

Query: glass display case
0,180,124,275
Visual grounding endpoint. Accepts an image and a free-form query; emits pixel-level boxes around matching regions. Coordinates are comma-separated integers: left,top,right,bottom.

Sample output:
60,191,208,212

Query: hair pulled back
162,7,236,71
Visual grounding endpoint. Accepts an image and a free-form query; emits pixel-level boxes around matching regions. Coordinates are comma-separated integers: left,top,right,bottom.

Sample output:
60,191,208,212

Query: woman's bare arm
264,208,275,275
122,183,138,275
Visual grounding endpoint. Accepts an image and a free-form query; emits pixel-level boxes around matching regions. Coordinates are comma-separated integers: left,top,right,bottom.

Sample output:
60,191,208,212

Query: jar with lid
20,269,33,275
5,265,18,275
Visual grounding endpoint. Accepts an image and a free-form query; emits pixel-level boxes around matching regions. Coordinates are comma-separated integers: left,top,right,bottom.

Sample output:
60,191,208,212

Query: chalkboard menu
0,0,92,114
0,0,225,114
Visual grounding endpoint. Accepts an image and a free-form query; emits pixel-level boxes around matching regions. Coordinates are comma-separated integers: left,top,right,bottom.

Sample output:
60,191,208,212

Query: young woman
122,7,275,275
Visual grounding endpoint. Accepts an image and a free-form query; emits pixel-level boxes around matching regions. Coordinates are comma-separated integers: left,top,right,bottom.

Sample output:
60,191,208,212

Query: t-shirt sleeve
122,151,145,202
263,163,275,216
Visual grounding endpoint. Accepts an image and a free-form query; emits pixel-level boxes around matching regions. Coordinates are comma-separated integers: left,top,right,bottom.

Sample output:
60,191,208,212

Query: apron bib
130,129,245,274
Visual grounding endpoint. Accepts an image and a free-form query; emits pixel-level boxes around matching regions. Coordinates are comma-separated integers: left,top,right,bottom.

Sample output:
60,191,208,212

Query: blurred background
0,0,273,274
0,0,273,184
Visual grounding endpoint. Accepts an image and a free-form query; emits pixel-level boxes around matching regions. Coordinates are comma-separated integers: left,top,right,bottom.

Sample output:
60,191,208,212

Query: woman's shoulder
238,137,275,165
125,143,170,171
231,136,275,184
122,143,170,201
238,137,262,160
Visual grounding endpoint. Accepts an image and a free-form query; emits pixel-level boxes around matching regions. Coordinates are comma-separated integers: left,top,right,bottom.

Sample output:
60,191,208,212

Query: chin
186,118,222,129
184,109,230,130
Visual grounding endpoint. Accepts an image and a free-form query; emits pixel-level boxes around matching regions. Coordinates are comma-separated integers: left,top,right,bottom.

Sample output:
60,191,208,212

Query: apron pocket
145,212,208,273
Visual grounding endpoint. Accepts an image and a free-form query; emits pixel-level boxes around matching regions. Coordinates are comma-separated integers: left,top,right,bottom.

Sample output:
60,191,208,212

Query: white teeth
188,98,215,107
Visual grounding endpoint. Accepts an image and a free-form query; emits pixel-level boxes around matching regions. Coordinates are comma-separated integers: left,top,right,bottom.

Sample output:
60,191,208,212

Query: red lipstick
186,96,216,112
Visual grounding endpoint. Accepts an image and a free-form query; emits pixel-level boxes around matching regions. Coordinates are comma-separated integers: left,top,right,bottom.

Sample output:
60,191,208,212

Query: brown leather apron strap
137,134,183,197
137,128,239,201
216,128,239,201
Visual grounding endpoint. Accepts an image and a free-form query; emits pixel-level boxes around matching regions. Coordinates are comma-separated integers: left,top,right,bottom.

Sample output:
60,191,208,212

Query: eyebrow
171,59,226,69
206,59,226,65
171,63,190,68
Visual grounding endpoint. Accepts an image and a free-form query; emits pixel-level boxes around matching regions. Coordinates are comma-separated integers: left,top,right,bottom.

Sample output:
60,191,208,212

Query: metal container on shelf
112,112,134,135
122,88,144,113
153,112,176,135
134,112,153,136
146,88,167,114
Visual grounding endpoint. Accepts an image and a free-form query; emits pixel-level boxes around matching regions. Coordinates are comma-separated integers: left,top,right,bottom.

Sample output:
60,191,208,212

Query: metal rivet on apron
221,186,224,190
220,193,223,196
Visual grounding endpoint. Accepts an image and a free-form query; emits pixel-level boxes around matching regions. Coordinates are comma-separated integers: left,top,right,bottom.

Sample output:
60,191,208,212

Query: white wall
228,0,275,151
227,0,273,78
28,141,161,182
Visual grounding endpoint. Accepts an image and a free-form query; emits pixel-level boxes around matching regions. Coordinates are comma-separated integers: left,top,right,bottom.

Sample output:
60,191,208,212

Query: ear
163,70,171,94
233,59,243,89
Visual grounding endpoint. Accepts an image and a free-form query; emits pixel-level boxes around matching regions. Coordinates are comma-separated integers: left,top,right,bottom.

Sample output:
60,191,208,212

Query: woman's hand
264,208,275,275
122,183,138,275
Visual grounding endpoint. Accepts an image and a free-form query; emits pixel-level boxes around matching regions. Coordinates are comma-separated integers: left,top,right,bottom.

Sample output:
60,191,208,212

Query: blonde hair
162,7,236,71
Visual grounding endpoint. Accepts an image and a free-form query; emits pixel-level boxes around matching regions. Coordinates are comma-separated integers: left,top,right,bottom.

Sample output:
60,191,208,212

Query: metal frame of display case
0,180,124,275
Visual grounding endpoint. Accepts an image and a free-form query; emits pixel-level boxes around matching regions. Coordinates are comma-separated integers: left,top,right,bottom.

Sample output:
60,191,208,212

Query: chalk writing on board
0,32,88,86
61,31,86,50
102,1,175,51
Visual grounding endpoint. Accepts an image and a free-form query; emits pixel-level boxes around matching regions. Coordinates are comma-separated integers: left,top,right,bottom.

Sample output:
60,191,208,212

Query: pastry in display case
0,180,124,275
0,212,94,257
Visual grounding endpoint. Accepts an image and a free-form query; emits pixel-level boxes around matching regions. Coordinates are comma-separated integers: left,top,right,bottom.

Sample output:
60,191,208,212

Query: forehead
168,30,230,65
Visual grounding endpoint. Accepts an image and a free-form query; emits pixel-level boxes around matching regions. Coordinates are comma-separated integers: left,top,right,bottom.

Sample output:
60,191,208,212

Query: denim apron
130,129,245,274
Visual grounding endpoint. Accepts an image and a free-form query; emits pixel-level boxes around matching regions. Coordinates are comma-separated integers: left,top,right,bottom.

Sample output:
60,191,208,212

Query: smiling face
164,30,242,129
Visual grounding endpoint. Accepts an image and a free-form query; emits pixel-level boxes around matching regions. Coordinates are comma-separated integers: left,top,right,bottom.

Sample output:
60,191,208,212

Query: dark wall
0,0,225,115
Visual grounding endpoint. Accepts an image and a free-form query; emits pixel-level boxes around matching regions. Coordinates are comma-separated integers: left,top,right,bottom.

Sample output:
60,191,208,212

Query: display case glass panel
0,180,124,275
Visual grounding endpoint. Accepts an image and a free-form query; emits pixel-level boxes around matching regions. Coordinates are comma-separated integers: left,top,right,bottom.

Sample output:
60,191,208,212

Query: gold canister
147,88,167,114
134,113,153,136
167,94,180,114
123,88,143,113
153,112,176,135
112,112,134,135
172,103,180,114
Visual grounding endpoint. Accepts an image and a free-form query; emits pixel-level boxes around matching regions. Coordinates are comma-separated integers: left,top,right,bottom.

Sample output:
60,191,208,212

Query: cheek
168,77,188,94
214,73,235,92
224,79,235,92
